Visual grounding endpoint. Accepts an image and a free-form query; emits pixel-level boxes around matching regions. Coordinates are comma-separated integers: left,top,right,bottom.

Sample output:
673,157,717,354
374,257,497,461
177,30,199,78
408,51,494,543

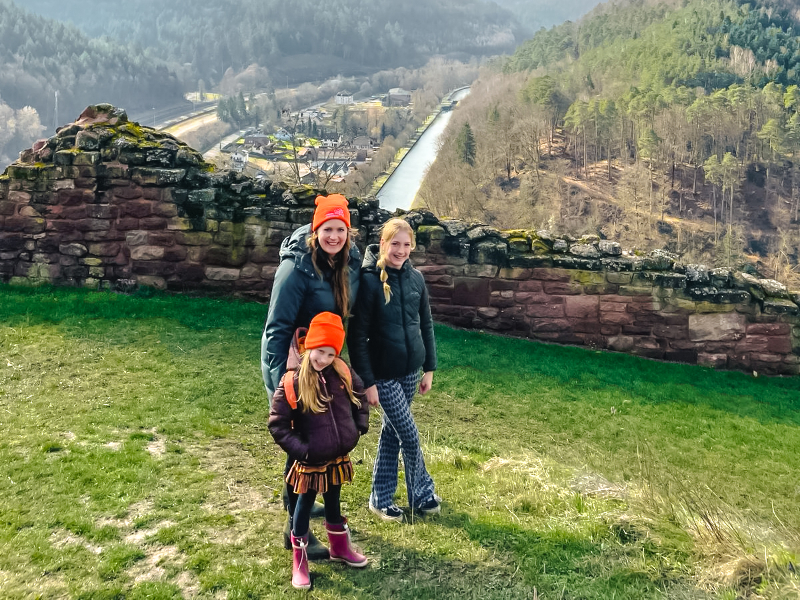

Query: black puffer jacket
347,244,436,389
261,223,361,397
268,327,369,465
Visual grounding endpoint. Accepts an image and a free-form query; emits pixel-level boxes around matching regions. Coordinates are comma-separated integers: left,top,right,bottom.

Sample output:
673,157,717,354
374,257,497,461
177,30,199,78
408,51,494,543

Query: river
377,87,471,212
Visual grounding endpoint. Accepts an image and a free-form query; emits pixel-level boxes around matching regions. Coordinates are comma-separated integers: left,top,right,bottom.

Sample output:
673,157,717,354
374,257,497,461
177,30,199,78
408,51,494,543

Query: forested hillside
492,0,602,33
421,0,800,285
21,0,524,86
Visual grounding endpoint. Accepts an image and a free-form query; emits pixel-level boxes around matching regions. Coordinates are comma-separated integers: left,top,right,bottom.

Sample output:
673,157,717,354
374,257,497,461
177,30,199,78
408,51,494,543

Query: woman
261,193,361,558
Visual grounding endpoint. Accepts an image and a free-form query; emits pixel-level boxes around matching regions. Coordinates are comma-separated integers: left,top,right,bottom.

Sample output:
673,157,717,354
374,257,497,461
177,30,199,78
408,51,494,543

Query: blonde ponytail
377,218,416,305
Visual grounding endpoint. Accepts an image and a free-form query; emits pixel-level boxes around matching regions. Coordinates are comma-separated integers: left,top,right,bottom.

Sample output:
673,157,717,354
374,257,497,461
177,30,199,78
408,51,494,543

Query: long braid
377,254,392,304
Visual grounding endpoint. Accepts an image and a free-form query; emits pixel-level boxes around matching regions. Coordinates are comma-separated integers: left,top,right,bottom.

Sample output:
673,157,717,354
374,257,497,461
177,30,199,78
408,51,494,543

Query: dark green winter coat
347,244,437,389
261,223,361,397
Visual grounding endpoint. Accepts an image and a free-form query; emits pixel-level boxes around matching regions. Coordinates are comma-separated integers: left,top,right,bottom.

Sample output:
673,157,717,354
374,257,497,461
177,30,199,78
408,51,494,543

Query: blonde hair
296,351,361,414
377,218,415,304
307,230,354,317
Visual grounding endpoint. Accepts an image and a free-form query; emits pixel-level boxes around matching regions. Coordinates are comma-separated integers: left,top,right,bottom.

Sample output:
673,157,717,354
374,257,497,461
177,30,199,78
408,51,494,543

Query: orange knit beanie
312,194,351,231
304,312,345,355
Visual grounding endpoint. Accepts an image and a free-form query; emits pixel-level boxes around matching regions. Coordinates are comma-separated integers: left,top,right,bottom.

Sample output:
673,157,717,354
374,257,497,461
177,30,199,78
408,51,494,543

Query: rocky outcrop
1,105,799,375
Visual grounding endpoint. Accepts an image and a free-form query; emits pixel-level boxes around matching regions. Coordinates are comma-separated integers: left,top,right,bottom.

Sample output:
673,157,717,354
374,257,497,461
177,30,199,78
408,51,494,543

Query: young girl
347,218,439,522
268,311,370,590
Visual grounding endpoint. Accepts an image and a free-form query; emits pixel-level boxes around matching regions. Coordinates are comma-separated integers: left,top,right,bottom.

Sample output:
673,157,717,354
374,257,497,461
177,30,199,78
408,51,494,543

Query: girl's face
316,219,348,256
309,346,336,372
381,230,412,270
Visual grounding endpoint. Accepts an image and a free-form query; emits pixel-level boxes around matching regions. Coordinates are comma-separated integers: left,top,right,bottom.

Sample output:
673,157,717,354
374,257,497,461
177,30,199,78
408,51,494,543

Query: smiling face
381,230,413,270
316,219,348,256
308,346,337,372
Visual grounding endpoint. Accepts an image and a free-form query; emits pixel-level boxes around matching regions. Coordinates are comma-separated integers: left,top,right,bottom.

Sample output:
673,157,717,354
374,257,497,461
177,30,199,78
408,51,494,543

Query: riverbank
371,87,470,200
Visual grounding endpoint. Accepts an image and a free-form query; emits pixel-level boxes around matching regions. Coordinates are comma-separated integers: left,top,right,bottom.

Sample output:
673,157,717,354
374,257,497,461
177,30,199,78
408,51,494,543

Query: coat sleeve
419,280,437,373
262,259,307,396
268,383,309,461
346,275,378,389
349,368,369,435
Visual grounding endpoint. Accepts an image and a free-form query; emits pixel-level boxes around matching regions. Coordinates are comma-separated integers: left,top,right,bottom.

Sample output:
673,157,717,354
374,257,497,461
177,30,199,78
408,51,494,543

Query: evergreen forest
421,0,800,286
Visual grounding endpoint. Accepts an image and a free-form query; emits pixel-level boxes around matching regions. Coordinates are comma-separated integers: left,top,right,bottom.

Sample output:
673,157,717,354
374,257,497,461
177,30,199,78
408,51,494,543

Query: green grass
1,285,799,599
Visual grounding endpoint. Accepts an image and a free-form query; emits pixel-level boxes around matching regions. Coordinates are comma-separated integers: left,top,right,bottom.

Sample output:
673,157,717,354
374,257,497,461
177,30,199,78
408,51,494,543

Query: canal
377,87,471,212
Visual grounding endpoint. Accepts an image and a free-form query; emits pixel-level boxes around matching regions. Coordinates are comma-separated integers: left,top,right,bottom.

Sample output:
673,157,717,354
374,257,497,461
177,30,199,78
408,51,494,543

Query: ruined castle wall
1,105,799,376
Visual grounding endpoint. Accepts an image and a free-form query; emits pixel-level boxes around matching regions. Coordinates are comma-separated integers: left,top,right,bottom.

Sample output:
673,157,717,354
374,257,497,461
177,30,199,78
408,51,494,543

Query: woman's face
316,219,348,256
381,230,412,270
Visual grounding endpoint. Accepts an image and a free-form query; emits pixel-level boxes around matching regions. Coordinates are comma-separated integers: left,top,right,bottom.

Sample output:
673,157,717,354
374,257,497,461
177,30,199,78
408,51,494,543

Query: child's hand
419,371,433,395
365,385,380,406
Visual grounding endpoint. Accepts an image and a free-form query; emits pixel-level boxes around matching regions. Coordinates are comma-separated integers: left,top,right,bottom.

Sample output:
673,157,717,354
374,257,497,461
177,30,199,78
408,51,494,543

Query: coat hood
286,326,307,371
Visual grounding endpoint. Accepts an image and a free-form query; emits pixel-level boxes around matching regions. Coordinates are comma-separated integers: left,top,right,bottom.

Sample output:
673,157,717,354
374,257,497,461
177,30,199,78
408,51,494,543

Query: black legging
292,485,342,537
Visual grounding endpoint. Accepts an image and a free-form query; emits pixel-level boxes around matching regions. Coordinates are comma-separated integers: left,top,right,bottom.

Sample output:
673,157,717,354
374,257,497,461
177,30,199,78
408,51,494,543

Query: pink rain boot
291,533,312,590
325,518,368,567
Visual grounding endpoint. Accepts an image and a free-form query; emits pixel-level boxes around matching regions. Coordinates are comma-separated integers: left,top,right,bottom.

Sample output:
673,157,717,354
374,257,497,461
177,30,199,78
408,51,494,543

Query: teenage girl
269,311,369,590
347,218,439,522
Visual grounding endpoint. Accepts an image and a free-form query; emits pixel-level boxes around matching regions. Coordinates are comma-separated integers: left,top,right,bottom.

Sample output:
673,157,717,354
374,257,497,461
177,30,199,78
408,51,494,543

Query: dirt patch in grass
50,529,103,554
97,500,155,530
127,544,180,583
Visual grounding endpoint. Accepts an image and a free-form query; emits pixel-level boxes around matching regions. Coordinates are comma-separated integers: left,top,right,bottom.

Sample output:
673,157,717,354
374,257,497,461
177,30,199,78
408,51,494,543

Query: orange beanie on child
304,312,345,355
312,194,351,231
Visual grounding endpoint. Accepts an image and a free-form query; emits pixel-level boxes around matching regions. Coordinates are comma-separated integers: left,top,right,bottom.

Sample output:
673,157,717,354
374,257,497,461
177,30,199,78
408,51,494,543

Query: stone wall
1,105,799,376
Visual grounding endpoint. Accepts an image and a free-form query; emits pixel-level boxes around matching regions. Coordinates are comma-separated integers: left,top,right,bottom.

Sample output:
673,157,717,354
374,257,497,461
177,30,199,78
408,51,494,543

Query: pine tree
455,122,476,166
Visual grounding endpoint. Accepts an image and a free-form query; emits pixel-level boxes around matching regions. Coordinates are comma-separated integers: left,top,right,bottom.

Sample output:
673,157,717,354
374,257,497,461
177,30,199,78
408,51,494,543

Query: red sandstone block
489,279,519,292
543,281,582,295
121,201,153,218
750,353,783,363
173,263,206,282
115,217,140,230
57,189,94,206
526,303,565,318
163,246,188,262
735,335,770,353
600,302,626,312
766,337,793,354
452,278,490,306
569,319,603,334
428,285,453,301
0,201,16,215
528,317,570,332
746,322,790,336
139,217,167,230
600,325,621,335
600,312,634,325
535,331,583,343
489,295,515,309
75,219,111,232
417,265,449,275
652,324,688,340
61,206,88,220
146,231,175,246
111,185,144,200
530,268,570,282
564,295,599,318
517,280,544,292
670,340,700,350
575,333,607,348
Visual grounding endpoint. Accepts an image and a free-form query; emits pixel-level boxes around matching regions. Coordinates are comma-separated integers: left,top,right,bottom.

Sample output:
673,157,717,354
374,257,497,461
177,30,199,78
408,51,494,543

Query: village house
335,91,354,105
387,87,411,106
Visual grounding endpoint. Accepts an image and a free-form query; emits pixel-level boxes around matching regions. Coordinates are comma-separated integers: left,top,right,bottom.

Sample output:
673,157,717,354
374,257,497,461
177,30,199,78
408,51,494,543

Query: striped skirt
286,455,353,494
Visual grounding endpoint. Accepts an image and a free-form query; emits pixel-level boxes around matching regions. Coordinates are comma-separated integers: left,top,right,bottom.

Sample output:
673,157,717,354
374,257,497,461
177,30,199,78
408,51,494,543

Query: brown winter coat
268,327,368,465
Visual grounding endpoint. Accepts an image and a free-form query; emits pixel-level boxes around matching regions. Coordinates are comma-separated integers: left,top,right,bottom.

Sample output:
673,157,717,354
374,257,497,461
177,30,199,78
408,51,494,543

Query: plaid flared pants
370,371,436,509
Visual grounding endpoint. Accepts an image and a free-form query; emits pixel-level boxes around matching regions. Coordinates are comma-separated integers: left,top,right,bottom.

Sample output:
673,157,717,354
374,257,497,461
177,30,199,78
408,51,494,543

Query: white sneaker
369,500,405,522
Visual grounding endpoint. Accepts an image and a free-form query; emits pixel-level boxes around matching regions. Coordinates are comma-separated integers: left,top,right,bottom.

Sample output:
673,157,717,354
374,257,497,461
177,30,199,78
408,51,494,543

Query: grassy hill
1,286,799,599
